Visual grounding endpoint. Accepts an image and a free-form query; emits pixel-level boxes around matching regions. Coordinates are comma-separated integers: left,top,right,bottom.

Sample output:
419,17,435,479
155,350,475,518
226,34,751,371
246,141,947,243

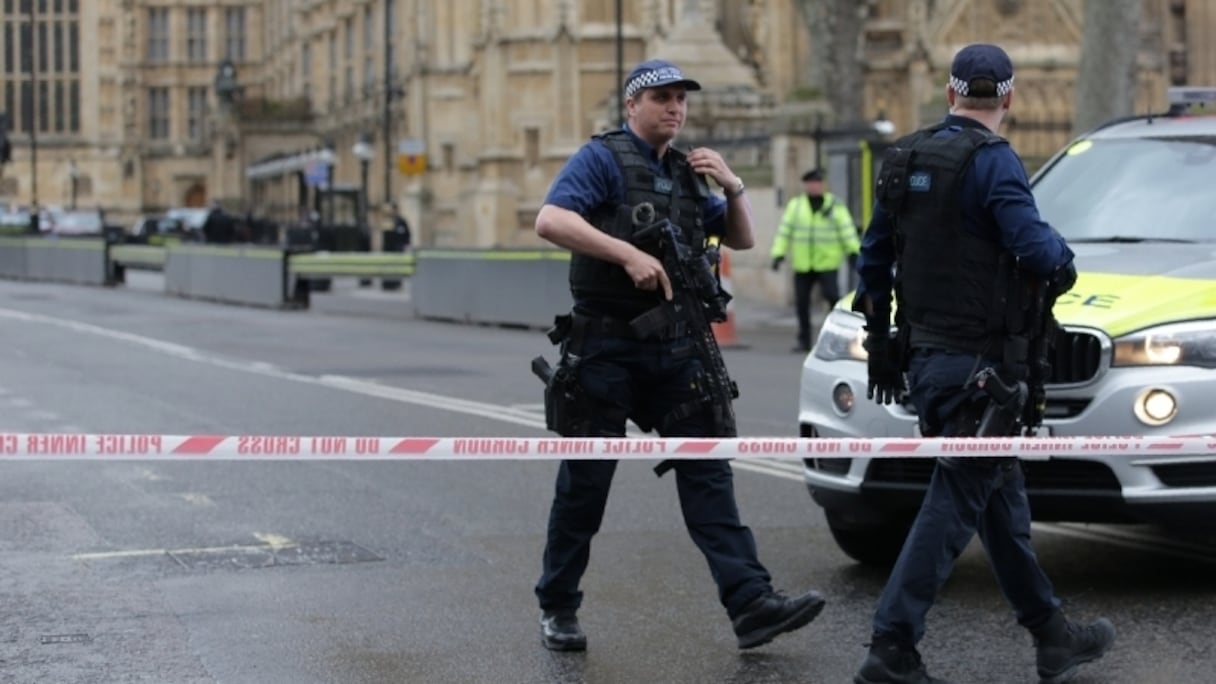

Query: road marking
253,532,295,550
6,307,1212,564
73,533,298,561
177,493,215,507
138,468,169,481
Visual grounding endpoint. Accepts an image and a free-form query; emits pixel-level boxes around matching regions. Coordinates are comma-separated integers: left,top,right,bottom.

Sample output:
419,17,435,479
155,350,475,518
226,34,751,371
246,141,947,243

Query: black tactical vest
879,124,1013,352
569,130,710,315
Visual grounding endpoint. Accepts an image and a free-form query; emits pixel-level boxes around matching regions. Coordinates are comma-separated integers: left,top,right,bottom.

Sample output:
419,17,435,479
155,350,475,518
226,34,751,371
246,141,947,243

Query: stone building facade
0,0,1213,243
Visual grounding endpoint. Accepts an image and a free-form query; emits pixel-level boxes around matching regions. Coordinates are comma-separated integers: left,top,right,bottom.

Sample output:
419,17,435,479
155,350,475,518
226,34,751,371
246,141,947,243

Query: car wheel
825,509,913,568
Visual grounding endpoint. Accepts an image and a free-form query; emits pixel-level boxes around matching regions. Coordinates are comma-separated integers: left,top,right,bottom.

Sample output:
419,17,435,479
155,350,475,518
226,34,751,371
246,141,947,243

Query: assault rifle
628,202,739,453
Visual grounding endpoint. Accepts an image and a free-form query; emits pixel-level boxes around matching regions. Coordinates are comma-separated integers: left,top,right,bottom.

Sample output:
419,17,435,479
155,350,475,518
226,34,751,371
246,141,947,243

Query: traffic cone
712,250,747,349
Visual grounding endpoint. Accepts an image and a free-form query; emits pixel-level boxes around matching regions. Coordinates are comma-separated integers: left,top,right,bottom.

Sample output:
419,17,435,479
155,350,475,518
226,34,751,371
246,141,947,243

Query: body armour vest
879,124,1012,352
569,130,710,316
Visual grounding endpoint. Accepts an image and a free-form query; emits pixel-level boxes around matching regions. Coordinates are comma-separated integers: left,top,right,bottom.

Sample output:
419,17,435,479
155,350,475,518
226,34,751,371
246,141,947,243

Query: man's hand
771,256,784,272
687,147,737,190
863,334,904,404
863,312,903,404
847,253,858,272
623,246,673,301
1048,261,1077,298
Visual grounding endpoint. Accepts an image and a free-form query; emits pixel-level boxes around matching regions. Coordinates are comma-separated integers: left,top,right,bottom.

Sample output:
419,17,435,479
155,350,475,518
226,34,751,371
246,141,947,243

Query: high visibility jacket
770,192,859,272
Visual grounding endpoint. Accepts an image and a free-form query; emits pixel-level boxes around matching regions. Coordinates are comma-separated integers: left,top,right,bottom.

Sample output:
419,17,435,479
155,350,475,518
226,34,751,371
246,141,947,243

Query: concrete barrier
0,237,110,285
287,252,416,307
164,245,292,308
411,248,572,329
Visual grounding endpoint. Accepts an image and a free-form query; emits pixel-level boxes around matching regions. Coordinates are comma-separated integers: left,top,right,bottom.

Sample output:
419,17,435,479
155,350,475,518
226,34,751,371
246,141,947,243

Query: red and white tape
4,434,1216,460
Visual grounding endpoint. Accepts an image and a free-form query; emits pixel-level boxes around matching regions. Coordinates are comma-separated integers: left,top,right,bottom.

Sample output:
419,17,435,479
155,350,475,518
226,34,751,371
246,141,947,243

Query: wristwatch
725,178,746,199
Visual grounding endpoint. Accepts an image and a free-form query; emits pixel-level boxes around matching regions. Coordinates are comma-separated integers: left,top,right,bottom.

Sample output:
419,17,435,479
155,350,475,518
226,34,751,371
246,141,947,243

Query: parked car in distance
47,210,105,236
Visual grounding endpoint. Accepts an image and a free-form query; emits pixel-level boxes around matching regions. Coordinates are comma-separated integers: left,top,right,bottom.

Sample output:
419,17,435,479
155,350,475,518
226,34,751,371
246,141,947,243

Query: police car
800,87,1216,565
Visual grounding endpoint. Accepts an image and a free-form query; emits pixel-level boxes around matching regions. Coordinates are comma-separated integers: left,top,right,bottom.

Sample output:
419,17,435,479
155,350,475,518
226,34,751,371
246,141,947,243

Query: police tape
4,433,1216,460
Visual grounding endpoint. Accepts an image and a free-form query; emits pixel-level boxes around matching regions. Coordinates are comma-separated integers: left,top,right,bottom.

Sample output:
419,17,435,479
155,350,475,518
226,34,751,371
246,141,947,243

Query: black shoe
731,589,825,649
854,637,950,684
1032,613,1116,683
540,611,586,651
791,345,811,354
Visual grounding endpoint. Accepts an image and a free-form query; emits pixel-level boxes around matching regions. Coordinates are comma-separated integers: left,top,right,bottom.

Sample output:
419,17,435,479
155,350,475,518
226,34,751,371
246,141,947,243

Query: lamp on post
68,159,79,210
352,134,375,285
873,111,896,137
813,111,898,168
317,142,336,229
352,134,374,236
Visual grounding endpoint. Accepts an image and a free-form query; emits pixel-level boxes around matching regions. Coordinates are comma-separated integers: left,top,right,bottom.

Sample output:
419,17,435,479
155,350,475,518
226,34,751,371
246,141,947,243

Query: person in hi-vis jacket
770,168,860,352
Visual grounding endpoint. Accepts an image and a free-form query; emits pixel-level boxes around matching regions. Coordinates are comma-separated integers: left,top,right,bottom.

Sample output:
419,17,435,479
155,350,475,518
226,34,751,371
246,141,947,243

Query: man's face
804,179,825,196
627,85,687,142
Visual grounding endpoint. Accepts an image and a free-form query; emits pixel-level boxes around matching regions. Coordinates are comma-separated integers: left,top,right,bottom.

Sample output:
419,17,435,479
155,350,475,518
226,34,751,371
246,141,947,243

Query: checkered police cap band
624,65,695,100
950,74,1015,97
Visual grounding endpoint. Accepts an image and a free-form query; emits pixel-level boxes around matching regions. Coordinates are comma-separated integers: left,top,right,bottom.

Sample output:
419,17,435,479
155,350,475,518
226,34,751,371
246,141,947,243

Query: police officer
532,59,825,652
851,44,1115,684
770,168,860,352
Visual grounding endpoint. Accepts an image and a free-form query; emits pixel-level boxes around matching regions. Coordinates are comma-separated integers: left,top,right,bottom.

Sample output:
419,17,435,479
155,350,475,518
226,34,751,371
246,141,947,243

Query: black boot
1032,612,1116,683
540,610,586,651
731,589,826,649
854,636,950,684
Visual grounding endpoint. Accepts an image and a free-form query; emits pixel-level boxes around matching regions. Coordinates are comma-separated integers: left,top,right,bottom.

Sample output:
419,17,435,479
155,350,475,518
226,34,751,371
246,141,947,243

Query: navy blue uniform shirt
854,115,1073,311
544,124,727,235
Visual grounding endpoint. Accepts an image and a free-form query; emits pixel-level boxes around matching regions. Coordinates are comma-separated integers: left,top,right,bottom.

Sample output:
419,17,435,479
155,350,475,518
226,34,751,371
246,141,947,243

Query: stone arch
75,175,94,200
183,183,207,208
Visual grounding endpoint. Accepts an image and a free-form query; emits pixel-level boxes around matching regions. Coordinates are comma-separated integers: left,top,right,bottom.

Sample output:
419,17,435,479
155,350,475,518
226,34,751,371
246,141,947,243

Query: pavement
731,295,800,333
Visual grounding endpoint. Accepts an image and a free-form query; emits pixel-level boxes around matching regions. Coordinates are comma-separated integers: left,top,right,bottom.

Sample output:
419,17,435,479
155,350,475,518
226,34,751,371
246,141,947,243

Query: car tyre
825,509,913,568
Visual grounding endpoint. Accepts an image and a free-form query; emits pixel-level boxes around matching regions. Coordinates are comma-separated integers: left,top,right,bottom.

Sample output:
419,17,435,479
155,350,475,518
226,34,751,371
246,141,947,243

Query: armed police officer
531,59,826,653
850,44,1115,684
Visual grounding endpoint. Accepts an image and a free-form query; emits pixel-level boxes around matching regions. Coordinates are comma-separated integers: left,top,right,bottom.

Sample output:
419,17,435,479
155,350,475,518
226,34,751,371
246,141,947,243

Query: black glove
771,256,784,272
863,314,903,405
1048,261,1077,298
847,253,858,272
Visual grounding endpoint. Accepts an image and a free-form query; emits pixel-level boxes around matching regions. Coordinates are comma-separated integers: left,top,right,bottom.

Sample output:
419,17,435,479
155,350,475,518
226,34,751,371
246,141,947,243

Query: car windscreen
1031,136,1216,243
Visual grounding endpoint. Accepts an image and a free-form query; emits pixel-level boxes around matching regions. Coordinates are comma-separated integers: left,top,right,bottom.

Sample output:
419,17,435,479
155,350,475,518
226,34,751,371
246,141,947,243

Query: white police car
801,87,1216,565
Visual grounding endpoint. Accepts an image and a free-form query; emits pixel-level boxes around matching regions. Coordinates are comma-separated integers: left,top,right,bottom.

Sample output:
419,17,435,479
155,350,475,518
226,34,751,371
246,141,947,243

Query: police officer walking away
850,44,1115,684
771,168,860,352
532,59,826,652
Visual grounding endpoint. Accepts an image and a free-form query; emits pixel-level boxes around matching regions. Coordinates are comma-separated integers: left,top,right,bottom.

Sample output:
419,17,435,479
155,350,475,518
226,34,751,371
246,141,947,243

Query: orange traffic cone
712,250,747,349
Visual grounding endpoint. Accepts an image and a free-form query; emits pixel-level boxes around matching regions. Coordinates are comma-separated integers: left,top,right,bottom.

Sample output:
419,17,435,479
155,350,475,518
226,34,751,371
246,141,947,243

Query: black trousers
872,349,1060,646
534,332,771,619
793,270,841,348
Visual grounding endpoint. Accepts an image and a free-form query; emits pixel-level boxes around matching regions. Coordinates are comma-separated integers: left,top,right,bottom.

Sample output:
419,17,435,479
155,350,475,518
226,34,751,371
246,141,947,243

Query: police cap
623,60,702,100
801,168,824,182
949,43,1015,98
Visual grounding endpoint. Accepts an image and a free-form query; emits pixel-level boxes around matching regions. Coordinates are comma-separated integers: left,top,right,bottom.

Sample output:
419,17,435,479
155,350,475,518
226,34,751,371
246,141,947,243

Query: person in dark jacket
851,43,1115,684
532,58,826,654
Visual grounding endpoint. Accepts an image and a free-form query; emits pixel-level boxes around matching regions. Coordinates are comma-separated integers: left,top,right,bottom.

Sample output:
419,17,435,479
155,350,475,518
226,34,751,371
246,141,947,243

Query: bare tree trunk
1073,0,1143,136
795,0,869,123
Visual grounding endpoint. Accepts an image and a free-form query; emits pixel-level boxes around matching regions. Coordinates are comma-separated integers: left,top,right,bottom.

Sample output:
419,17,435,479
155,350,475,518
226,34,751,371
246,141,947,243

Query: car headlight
1112,320,1216,368
812,310,868,362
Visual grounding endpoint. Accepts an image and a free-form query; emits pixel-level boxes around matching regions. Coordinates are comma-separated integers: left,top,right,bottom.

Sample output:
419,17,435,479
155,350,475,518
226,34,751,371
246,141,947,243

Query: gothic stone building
0,0,1212,245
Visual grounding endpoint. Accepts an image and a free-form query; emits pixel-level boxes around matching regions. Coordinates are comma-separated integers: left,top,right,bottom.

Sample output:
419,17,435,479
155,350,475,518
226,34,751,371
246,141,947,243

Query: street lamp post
352,134,375,286
68,159,79,210
317,143,336,229
352,134,374,236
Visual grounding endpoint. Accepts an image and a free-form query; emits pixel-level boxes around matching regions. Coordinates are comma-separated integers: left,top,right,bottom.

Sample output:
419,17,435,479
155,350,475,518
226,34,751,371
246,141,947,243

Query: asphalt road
0,276,1210,684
